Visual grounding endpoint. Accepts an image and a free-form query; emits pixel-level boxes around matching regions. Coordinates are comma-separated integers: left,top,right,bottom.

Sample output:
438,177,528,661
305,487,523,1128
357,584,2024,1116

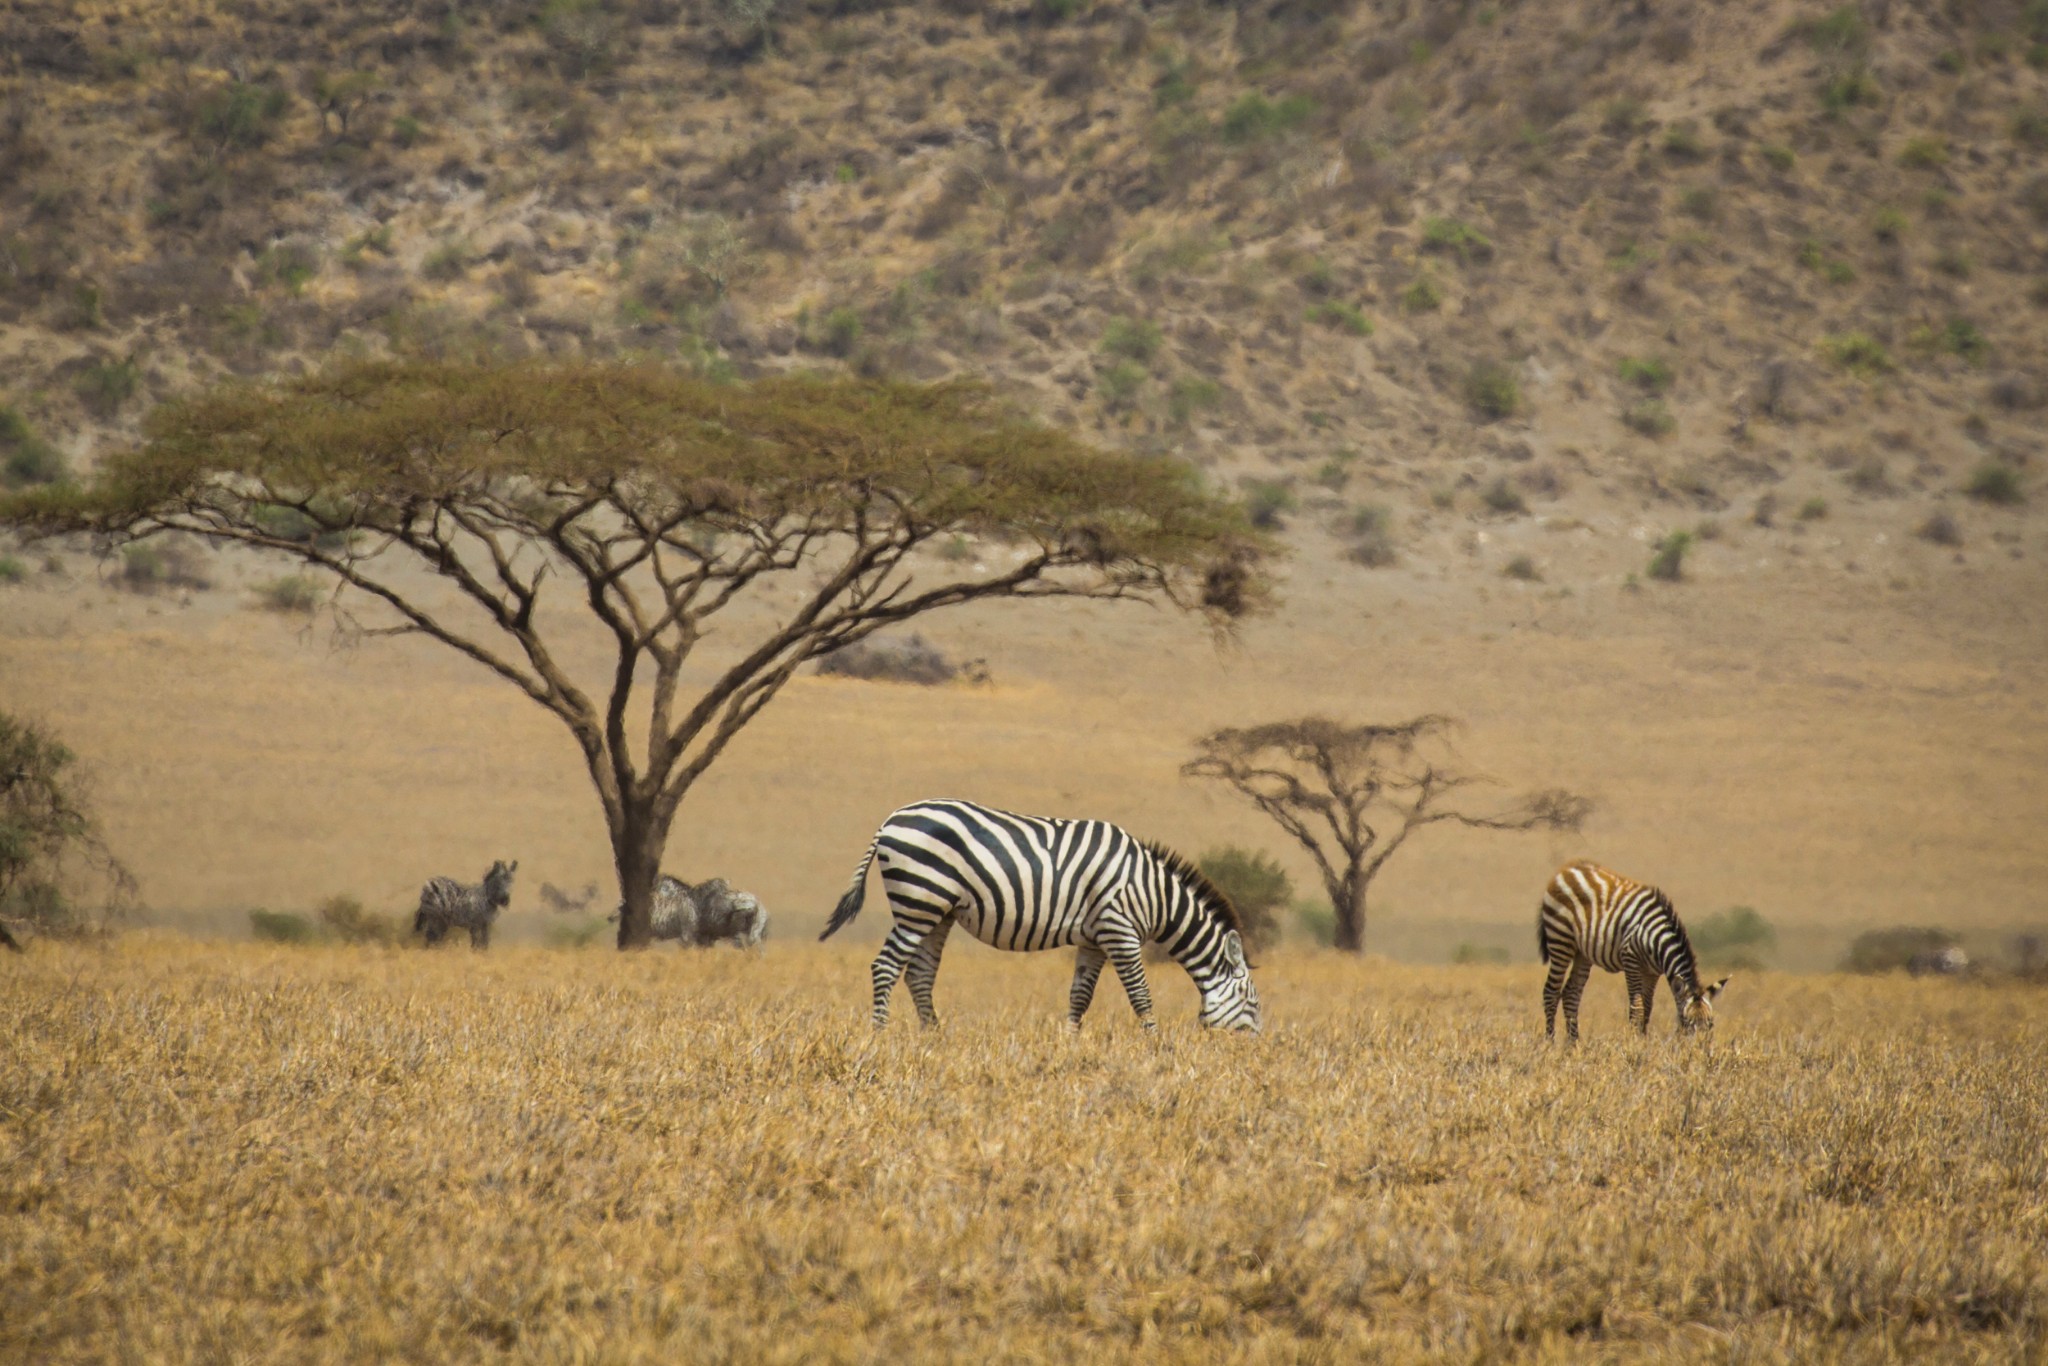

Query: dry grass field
4,938,2044,1363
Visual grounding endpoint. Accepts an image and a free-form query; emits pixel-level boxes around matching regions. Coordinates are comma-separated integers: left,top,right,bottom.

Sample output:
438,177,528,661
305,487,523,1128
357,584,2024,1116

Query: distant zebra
414,859,517,949
822,798,1261,1033
615,874,769,949
1539,861,1727,1041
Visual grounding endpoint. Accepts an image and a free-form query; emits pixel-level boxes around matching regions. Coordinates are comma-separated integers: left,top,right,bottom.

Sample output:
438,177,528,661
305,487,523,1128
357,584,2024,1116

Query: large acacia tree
1185,716,1588,952
3,360,1261,947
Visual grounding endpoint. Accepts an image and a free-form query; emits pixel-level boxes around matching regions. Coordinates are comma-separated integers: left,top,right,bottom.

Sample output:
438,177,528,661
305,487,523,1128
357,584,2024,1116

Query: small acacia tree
0,711,133,949
3,360,1261,947
1184,715,1589,953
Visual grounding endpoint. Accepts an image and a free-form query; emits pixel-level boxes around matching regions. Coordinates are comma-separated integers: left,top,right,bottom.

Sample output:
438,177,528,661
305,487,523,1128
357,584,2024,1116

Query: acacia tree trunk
1329,872,1369,953
611,798,672,950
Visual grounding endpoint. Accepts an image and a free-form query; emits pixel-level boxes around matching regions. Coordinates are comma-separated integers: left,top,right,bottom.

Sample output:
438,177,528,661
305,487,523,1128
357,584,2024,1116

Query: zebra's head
1680,976,1729,1033
484,860,518,909
1197,929,1263,1034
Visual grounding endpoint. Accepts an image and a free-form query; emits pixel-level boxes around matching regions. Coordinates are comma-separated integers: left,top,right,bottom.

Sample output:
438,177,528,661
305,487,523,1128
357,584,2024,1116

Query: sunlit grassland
3,940,2044,1362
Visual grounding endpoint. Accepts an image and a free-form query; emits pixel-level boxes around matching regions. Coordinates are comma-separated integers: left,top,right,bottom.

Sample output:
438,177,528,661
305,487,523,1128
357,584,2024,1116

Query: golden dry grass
4,939,2044,1363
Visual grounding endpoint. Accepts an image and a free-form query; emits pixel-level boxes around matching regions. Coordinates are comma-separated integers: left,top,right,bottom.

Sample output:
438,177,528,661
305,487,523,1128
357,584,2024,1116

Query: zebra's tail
820,839,879,940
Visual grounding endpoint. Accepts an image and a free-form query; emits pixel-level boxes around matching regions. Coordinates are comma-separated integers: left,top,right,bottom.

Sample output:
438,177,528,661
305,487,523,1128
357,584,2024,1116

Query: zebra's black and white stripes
822,798,1261,1033
1538,861,1727,1041
414,859,517,949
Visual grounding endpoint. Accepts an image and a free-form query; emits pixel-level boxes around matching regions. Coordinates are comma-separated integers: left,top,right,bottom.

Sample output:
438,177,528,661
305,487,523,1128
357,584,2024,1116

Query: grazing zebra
821,798,1261,1033
1538,861,1727,1041
414,859,517,949
615,874,769,949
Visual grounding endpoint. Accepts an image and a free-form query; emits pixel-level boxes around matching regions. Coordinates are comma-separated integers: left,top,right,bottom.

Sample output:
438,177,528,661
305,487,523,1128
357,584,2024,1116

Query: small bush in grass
1347,504,1398,566
818,634,968,686
1097,360,1146,407
1452,942,1511,965
1481,478,1528,516
0,408,69,488
1219,92,1314,144
1195,847,1288,954
256,574,323,614
1307,301,1372,335
74,356,140,417
1870,206,1907,241
1464,361,1520,419
1661,121,1705,159
1762,143,1797,171
1692,905,1774,970
1502,554,1541,582
1799,496,1829,521
1846,456,1891,494
1167,375,1222,424
317,896,402,946
0,556,25,585
1401,275,1443,313
1678,186,1718,220
1965,461,2024,505
1241,479,1296,529
250,910,317,944
1935,250,1973,280
1917,511,1963,545
1101,316,1163,363
1618,356,1674,393
2011,109,2048,147
1942,319,1989,364
1623,400,1676,436
1821,66,1879,112
1898,136,1947,168
118,541,212,593
1420,216,1494,264
390,115,424,148
1842,925,1958,974
190,81,290,152
1821,332,1893,376
1292,898,1336,947
1646,529,1694,580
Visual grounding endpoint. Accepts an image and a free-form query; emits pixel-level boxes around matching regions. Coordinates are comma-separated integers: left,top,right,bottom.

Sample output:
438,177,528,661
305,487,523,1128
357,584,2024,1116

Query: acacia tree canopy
3,359,1265,947
1184,715,1589,953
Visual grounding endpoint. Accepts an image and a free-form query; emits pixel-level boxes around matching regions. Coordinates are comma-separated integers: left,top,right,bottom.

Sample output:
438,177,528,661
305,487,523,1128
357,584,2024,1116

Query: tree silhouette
4,360,1262,947
0,711,132,948
1184,715,1588,952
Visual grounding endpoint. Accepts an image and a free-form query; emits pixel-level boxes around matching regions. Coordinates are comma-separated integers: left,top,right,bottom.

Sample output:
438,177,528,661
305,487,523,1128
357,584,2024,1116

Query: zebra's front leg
470,922,491,950
1561,959,1593,1044
1068,945,1107,1031
1542,954,1572,1040
1629,969,1658,1034
1098,929,1157,1032
904,917,954,1029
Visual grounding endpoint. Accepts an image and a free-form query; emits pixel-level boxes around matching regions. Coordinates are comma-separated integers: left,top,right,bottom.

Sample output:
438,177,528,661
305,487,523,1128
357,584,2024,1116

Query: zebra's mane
1141,841,1246,945
1647,887,1703,989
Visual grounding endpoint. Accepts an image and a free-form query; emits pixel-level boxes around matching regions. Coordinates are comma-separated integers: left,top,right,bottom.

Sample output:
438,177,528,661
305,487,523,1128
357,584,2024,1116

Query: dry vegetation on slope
3,0,2044,558
3,941,2045,1361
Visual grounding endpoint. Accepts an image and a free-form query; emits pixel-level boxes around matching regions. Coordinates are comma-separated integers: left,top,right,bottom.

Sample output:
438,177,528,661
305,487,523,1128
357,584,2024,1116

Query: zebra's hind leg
1068,945,1107,1031
868,919,940,1029
1542,953,1573,1040
1561,959,1593,1044
904,916,955,1029
1098,928,1157,1031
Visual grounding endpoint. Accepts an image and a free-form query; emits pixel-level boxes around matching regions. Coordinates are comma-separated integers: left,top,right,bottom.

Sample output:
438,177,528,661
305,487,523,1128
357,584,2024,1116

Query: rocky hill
3,0,2044,568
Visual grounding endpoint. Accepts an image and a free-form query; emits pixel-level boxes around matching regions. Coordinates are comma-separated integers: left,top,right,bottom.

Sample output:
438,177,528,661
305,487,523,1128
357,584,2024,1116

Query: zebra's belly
954,900,1082,953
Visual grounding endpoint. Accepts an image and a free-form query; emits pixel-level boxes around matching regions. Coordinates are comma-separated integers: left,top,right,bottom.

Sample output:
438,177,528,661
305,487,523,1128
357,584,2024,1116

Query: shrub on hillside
250,909,317,943
317,895,402,946
1964,461,2024,505
1195,847,1288,955
0,407,68,488
1647,530,1694,581
1464,361,1520,420
1842,926,1958,975
1346,504,1398,567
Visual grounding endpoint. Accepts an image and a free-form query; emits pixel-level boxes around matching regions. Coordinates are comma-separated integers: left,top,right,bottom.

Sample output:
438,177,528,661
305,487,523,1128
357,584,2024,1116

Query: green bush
0,407,69,488
1692,905,1775,967
1502,554,1541,582
1618,356,1674,393
1219,92,1314,144
1452,943,1511,965
1100,316,1163,363
74,356,140,417
1420,216,1494,264
250,909,317,944
1347,504,1398,567
1870,206,1907,241
1841,926,1956,974
1762,144,1797,171
191,81,290,152
1196,847,1290,954
1401,275,1443,313
317,895,402,945
1292,898,1336,948
1623,400,1676,436
1820,332,1893,376
1965,461,2024,505
1647,529,1694,581
1307,301,1372,335
1481,478,1528,515
1942,319,1989,364
1241,479,1296,529
1898,136,1947,168
0,556,25,585
1097,360,1146,408
1167,375,1222,425
256,574,323,613
1464,361,1520,419
1798,496,1829,521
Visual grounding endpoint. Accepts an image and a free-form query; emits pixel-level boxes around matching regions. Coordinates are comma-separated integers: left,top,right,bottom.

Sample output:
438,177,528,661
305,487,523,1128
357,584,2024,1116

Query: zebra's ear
1705,976,1729,1000
1223,931,1245,969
